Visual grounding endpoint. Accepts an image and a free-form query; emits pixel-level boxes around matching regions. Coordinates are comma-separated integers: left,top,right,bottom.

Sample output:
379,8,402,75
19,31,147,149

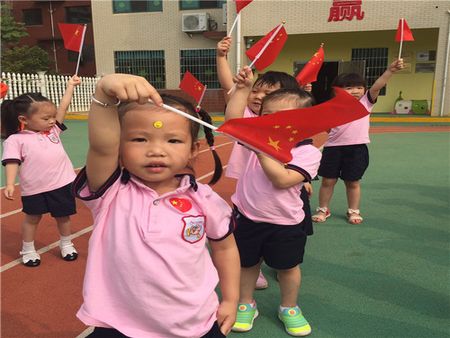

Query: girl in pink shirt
1,76,81,267
312,59,404,225
74,74,240,338
226,67,321,336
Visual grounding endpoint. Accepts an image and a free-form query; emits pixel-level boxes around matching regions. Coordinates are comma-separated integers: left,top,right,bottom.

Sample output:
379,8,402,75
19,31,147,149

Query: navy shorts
233,207,307,270
318,144,369,181
21,182,76,217
300,186,313,236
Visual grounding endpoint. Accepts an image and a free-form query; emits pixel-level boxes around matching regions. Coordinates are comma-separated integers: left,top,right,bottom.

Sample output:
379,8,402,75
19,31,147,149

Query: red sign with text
328,0,365,22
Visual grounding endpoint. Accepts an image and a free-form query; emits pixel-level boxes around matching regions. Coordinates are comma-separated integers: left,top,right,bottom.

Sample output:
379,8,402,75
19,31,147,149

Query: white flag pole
196,84,207,110
398,18,404,60
75,24,87,76
227,21,285,95
148,100,217,131
227,12,240,37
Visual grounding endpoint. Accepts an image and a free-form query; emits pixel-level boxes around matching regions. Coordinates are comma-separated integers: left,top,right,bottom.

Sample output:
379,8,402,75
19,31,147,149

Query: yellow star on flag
268,137,281,151
292,130,298,134
274,125,280,129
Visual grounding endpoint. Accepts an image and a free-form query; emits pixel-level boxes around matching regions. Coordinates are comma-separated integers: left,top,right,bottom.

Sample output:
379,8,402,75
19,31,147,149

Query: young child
1,75,81,267
217,36,301,289
73,74,240,338
312,58,404,224
227,66,321,336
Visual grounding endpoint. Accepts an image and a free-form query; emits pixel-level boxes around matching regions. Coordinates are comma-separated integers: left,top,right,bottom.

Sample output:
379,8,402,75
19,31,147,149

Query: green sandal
232,303,259,332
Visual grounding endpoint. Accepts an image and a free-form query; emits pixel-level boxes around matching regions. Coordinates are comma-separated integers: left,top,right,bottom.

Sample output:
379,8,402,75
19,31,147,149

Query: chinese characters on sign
328,0,365,22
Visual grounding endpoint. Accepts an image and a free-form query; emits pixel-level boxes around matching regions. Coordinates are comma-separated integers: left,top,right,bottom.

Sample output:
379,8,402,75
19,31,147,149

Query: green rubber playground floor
2,121,449,337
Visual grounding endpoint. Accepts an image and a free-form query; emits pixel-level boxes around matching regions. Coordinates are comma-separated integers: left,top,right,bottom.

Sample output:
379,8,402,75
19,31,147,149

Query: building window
22,8,43,26
113,0,163,14
66,6,92,24
351,48,388,95
114,50,166,89
179,0,225,10
180,49,219,89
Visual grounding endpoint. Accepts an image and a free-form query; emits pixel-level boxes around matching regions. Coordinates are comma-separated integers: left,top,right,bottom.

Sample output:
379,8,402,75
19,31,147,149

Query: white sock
280,305,298,311
22,241,36,253
60,235,72,248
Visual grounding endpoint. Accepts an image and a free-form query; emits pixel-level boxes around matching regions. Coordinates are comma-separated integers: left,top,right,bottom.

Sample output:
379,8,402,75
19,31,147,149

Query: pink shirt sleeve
195,184,233,240
1,136,23,163
286,145,322,182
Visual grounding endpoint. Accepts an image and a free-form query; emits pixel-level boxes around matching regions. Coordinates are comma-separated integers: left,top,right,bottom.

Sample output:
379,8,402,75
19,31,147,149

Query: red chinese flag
296,45,325,86
235,0,253,13
179,71,206,104
58,23,85,52
395,19,414,42
245,25,287,71
0,82,8,99
217,87,369,163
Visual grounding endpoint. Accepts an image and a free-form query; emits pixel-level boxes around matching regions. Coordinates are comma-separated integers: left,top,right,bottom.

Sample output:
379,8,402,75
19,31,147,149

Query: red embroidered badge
169,198,192,212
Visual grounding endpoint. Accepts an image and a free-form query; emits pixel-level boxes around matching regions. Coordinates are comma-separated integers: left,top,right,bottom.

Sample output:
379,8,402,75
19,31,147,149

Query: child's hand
217,36,232,57
304,182,313,197
4,185,14,200
233,66,253,90
389,58,404,73
96,74,163,106
68,75,81,87
216,300,237,335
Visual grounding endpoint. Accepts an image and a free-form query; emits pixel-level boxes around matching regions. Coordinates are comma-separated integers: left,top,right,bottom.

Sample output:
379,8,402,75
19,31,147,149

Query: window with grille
351,48,388,95
66,6,92,24
22,8,42,26
114,51,166,89
113,0,163,14
179,0,226,10
180,49,219,89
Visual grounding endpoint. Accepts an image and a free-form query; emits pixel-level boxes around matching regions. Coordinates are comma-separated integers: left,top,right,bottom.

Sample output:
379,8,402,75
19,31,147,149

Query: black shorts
233,207,307,270
318,144,369,181
21,182,76,217
87,321,226,338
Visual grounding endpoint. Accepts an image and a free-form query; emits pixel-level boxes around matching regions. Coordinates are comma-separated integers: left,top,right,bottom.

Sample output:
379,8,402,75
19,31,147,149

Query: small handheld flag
0,82,9,99
245,23,287,71
179,71,207,107
58,23,87,75
296,43,324,86
228,1,254,36
217,87,370,163
395,18,414,59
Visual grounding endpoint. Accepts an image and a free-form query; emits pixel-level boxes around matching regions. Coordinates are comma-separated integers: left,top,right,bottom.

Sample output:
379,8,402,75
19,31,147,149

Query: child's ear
18,115,26,123
190,141,200,159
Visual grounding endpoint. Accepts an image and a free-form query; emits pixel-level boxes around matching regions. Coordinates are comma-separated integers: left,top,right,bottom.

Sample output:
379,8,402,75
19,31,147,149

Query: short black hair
332,73,367,89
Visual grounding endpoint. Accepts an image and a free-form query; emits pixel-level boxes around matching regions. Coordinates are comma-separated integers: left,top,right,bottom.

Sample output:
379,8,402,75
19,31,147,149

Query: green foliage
1,3,50,73
1,3,28,47
1,46,50,73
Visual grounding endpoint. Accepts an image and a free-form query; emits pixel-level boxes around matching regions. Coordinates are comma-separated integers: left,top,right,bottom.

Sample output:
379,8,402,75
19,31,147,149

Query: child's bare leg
278,265,300,307
55,216,78,260
344,180,361,210
239,262,262,303
318,177,338,208
22,214,42,242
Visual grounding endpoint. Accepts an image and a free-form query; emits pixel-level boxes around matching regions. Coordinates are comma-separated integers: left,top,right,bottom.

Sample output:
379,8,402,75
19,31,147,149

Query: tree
1,3,50,73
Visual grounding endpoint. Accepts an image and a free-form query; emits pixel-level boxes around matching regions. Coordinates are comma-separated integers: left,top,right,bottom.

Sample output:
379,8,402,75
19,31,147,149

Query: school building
91,0,450,116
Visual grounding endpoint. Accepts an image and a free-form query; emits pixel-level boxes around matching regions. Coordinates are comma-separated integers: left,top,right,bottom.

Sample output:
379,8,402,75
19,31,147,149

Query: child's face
260,98,297,115
247,82,281,114
119,105,199,193
20,102,57,133
343,86,365,100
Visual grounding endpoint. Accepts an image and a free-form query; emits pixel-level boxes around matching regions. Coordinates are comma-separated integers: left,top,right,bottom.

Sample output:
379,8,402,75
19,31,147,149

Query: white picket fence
1,72,98,113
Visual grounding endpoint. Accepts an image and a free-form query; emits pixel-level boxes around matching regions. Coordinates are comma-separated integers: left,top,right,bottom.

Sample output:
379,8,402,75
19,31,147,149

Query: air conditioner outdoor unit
182,13,209,32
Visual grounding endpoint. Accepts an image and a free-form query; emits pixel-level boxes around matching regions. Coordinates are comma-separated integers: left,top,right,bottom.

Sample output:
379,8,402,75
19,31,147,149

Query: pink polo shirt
1,124,75,196
225,106,257,179
74,169,233,338
325,92,375,147
232,143,321,225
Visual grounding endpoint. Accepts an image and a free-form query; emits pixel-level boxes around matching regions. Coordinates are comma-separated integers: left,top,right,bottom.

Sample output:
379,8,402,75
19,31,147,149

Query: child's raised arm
256,153,306,189
369,58,404,101
56,75,81,123
216,37,234,102
224,66,253,121
86,74,162,191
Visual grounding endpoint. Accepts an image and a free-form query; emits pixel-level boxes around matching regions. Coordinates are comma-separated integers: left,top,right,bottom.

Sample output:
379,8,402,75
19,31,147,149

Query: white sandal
20,250,41,267
60,242,78,261
312,207,331,223
347,209,363,224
